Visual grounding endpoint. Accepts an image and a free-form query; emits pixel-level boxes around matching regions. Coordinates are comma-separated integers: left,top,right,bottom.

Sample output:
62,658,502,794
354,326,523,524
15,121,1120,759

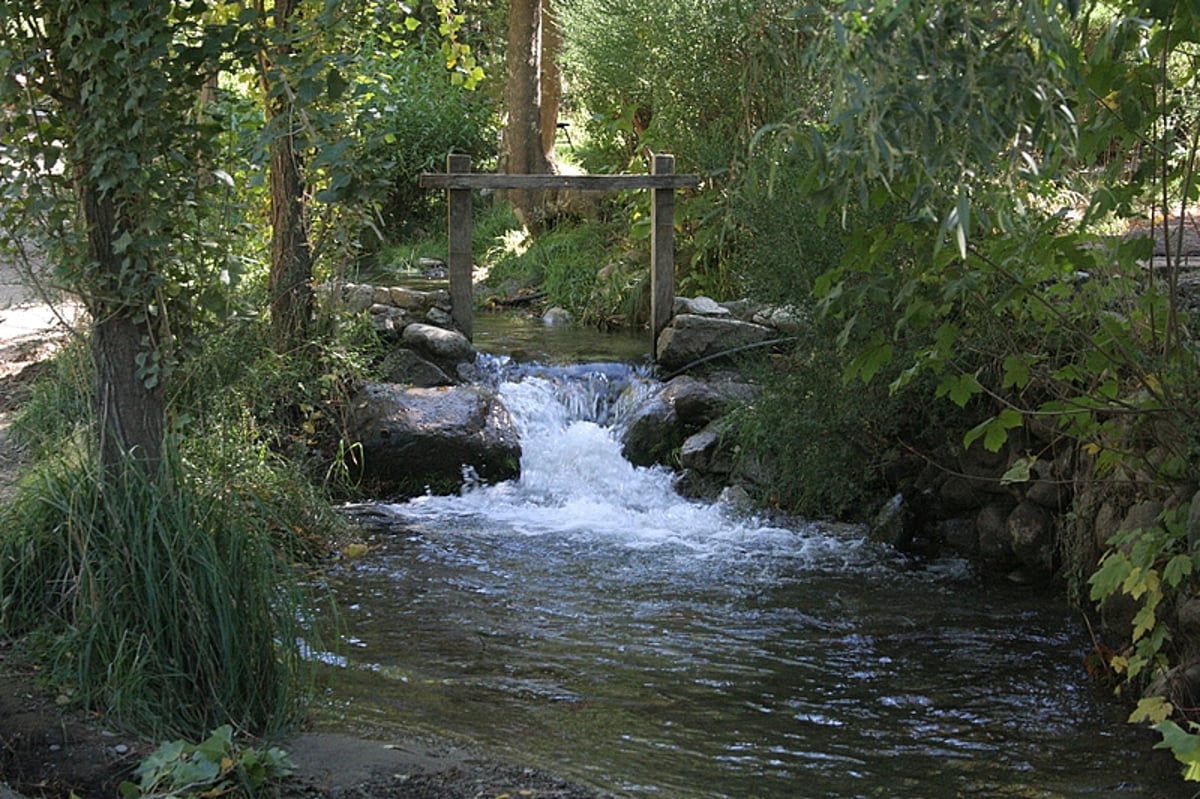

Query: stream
315,327,1183,797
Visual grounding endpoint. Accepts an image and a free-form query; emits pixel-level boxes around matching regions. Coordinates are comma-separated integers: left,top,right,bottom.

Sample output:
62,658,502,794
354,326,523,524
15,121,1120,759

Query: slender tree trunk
538,0,562,163
264,0,314,350
268,116,314,349
503,0,559,232
79,182,165,474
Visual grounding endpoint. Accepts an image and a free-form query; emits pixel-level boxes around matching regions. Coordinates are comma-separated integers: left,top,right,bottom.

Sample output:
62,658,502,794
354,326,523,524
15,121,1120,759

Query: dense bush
351,44,497,243
721,151,936,517
561,0,814,174
559,0,823,301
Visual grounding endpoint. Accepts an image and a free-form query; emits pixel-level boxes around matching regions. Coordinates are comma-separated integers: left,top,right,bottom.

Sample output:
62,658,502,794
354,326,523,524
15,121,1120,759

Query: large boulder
655,314,776,374
619,376,753,467
401,322,476,369
376,349,454,388
348,384,520,497
976,497,1020,570
619,391,682,468
679,423,732,475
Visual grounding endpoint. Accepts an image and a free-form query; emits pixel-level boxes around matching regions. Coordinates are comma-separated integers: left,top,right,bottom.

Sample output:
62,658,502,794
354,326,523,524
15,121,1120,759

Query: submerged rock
542,306,573,326
348,383,520,497
868,488,940,555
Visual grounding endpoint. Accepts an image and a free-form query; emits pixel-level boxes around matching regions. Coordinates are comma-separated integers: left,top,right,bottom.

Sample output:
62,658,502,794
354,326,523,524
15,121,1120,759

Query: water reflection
315,523,1182,798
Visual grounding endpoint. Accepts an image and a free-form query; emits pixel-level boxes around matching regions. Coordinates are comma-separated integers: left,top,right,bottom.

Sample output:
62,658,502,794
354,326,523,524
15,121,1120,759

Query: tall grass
0,323,347,738
0,437,314,737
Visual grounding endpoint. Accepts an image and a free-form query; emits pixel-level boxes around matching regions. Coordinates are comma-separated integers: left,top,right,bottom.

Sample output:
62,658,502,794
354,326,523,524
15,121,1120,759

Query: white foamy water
384,363,860,562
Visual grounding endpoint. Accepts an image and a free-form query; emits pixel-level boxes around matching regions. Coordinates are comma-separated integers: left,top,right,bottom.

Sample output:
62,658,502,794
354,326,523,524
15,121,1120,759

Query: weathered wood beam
419,172,700,191
651,154,676,359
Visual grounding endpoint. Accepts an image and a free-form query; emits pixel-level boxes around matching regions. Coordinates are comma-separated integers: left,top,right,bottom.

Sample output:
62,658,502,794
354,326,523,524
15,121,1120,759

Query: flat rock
655,314,775,373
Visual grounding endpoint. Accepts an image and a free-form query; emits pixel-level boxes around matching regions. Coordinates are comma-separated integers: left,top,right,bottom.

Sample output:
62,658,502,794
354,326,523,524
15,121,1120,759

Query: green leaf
1001,354,1031,389
964,408,1023,453
854,340,893,384
1090,551,1133,601
989,409,1022,451
1131,597,1160,642
936,372,981,408
1163,554,1195,589
198,725,233,759
844,333,892,383
1000,455,1035,485
1155,719,1200,775
1130,696,1174,725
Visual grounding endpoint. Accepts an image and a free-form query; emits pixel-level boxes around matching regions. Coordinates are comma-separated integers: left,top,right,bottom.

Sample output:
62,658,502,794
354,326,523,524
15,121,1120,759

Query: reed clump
0,332,344,738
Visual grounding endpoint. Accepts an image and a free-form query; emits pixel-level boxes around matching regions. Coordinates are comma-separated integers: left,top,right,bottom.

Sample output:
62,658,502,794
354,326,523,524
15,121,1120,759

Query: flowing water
316,357,1184,798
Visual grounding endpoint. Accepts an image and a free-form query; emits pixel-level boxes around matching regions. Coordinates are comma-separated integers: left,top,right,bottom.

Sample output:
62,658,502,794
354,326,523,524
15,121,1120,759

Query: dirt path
0,247,81,505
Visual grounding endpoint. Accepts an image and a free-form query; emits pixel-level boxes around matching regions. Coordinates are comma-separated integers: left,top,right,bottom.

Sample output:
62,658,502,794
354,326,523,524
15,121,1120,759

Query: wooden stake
651,153,676,359
447,153,474,340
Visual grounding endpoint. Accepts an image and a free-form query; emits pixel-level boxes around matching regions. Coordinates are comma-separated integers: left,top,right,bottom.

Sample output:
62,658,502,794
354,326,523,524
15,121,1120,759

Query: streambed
314,335,1182,797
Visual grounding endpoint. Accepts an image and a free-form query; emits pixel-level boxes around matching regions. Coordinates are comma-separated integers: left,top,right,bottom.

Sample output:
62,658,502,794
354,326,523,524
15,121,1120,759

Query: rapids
318,357,1180,797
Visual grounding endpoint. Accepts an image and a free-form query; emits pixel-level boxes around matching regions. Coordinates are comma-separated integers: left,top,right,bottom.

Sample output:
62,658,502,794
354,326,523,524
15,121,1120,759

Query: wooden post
447,153,474,339
650,153,675,359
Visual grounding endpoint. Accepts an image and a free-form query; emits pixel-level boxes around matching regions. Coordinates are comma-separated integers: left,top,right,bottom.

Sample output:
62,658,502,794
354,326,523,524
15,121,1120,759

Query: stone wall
319,281,456,340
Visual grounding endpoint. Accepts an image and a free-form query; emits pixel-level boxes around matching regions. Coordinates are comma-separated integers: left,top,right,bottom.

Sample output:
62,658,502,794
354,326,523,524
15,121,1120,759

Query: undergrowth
0,316,360,737
0,438,316,737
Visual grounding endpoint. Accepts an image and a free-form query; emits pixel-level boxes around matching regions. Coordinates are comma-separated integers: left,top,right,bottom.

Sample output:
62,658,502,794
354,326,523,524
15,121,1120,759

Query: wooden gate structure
419,153,700,359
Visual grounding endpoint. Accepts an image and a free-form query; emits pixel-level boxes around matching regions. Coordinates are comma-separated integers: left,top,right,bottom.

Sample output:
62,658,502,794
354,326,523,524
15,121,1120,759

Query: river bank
0,648,614,798
0,260,614,799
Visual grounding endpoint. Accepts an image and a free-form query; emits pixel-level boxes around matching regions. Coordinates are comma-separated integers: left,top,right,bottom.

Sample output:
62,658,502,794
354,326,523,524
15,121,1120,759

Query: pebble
114,744,129,755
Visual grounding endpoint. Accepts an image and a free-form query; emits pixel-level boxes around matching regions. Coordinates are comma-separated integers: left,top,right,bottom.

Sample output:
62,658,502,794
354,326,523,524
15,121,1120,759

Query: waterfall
382,357,862,566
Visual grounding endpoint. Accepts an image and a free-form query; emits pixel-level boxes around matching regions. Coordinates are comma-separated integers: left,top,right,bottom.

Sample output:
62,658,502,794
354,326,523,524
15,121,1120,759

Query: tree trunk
503,0,559,232
268,121,314,349
79,182,165,474
264,0,314,351
538,0,562,163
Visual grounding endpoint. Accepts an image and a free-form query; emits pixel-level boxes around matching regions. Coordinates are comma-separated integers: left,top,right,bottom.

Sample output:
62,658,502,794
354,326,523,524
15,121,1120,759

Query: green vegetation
0,0,1198,783
0,324,355,737
120,725,295,799
0,0,488,748
780,0,1200,775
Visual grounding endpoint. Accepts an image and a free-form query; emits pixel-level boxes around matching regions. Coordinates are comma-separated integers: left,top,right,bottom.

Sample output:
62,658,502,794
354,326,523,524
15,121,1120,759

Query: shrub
120,725,295,799
351,44,497,244
480,216,618,321
0,315,355,737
